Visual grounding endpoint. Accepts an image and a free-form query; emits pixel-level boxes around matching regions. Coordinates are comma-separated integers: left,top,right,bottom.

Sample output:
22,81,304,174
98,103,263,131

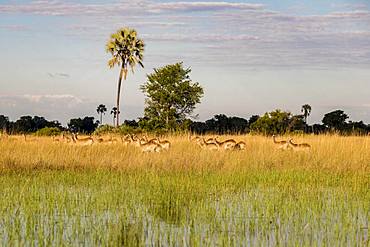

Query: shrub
35,127,61,136
93,125,116,135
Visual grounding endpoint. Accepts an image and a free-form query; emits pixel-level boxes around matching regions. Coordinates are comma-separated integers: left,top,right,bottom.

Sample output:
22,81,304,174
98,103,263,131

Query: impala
288,139,311,151
233,141,246,150
121,134,133,145
272,135,291,150
134,138,162,153
72,133,94,146
212,137,237,150
62,133,73,143
197,138,219,151
154,138,171,151
272,135,287,145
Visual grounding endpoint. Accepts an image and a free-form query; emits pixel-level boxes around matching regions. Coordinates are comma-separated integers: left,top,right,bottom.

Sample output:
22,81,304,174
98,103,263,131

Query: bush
35,127,61,136
93,125,116,135
117,125,143,135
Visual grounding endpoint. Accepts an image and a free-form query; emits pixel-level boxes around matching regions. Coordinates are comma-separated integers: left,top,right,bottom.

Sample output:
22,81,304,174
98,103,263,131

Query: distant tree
6,116,61,134
0,115,9,133
248,115,260,126
32,116,48,130
301,104,312,132
123,119,139,128
322,110,349,131
346,121,368,135
213,114,229,134
68,117,98,134
204,114,248,134
110,107,119,127
96,104,107,125
288,115,305,132
46,120,62,129
141,62,204,130
250,110,291,135
106,27,145,127
312,124,327,134
190,121,208,135
229,116,249,133
14,116,34,133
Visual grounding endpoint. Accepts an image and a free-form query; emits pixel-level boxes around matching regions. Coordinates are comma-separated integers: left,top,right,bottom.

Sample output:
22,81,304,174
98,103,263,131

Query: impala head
238,141,246,150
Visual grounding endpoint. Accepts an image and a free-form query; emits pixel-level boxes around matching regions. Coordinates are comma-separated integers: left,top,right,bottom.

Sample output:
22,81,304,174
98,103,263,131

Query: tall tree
322,110,349,131
301,104,312,129
110,107,119,127
106,27,145,127
0,115,9,133
140,62,204,130
96,104,107,125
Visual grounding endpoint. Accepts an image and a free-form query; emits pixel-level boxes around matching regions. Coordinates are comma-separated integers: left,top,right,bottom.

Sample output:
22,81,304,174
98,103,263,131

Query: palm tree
96,104,107,125
106,27,145,127
301,104,312,132
111,107,119,127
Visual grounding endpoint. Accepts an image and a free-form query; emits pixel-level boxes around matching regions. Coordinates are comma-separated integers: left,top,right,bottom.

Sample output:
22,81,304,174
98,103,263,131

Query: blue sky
0,0,369,125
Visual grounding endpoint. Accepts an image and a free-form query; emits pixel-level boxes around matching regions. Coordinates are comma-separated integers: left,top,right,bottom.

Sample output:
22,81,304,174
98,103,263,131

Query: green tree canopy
250,109,292,135
68,117,98,134
0,115,9,132
322,110,349,131
140,62,204,130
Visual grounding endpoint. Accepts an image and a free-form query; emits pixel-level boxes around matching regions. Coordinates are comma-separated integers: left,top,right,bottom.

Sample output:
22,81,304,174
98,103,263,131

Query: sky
0,0,369,125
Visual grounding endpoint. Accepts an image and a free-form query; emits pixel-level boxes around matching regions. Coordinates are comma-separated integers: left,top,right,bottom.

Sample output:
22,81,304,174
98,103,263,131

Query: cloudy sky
0,0,369,125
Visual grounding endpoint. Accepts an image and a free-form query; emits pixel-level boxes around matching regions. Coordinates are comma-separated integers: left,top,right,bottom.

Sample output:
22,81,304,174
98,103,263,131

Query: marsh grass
0,135,368,245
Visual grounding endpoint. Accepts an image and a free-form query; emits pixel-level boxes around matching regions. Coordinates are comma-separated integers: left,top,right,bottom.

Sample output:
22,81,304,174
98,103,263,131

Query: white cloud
143,33,259,42
1,1,369,69
148,2,264,13
0,0,263,16
0,0,147,16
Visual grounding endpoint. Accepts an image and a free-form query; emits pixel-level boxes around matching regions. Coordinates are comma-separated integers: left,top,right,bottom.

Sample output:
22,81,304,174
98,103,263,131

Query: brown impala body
72,133,94,146
212,137,237,150
288,139,311,151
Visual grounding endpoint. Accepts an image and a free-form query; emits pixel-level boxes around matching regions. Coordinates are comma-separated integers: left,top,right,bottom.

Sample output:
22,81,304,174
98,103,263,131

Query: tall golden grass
1,134,369,172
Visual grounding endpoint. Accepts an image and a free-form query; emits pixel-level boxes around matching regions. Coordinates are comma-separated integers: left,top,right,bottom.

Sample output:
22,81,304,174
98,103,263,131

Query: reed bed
0,134,368,246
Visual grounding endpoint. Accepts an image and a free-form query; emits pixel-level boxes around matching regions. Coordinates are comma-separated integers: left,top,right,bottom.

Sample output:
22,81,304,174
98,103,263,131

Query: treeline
1,109,369,136
0,115,98,135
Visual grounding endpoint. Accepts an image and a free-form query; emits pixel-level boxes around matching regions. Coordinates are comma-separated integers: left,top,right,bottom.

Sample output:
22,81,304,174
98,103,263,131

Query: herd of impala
1,132,312,153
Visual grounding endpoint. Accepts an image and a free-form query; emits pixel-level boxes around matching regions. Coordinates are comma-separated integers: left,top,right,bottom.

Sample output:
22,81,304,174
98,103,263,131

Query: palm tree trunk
100,113,103,125
116,65,124,127
304,115,307,133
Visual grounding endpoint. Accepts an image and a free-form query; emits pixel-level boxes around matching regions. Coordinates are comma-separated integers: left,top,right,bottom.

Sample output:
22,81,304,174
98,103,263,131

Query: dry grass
1,134,369,172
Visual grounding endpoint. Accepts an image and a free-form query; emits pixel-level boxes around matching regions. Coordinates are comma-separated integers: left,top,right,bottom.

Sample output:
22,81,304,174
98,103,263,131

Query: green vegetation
67,117,98,134
0,135,368,245
35,127,61,136
0,169,367,246
140,62,204,131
